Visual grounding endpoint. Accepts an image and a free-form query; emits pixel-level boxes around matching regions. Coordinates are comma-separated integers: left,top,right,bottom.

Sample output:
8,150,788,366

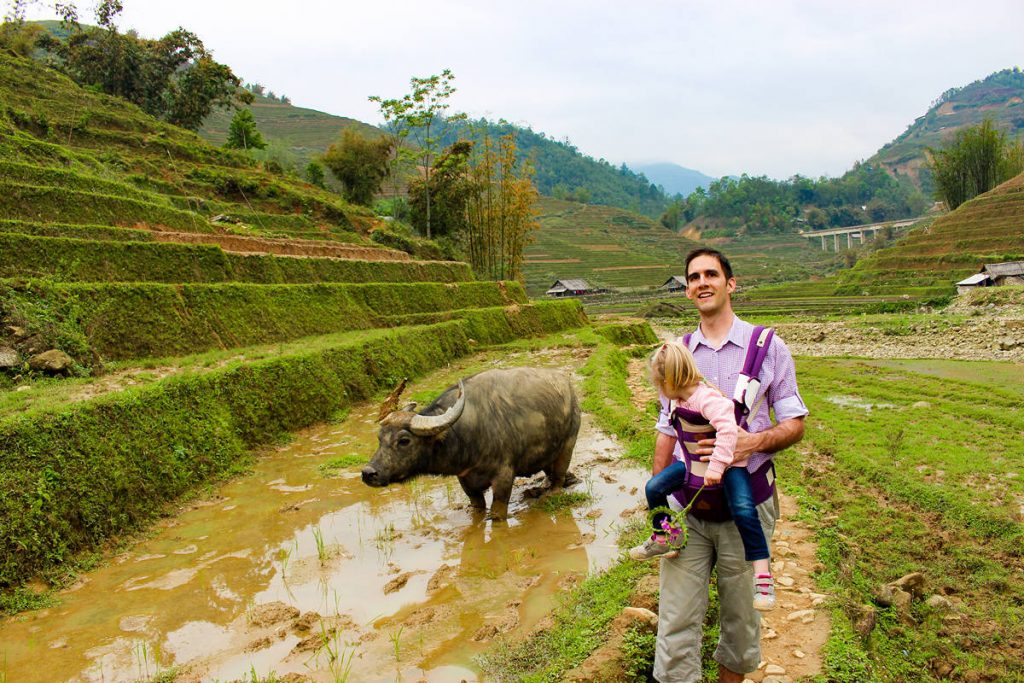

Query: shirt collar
691,315,748,351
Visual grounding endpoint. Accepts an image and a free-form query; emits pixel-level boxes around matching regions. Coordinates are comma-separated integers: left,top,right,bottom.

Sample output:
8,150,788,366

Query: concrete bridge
800,218,919,251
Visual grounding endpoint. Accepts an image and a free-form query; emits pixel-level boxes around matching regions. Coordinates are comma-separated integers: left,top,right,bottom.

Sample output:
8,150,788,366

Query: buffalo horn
409,380,466,435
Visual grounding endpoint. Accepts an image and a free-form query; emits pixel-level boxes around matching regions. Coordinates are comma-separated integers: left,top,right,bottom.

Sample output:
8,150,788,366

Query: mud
0,349,647,683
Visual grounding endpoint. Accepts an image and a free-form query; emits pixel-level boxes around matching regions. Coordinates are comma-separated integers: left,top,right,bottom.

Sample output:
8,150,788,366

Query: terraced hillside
868,67,1024,190
0,50,591,593
0,51,379,242
528,197,838,298
726,171,1024,313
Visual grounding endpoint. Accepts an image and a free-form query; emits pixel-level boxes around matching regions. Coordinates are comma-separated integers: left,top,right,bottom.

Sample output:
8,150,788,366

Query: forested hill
422,118,670,216
868,67,1024,191
204,98,675,217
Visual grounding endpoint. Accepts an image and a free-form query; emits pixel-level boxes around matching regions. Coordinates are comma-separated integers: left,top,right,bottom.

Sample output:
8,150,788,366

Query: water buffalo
362,367,581,519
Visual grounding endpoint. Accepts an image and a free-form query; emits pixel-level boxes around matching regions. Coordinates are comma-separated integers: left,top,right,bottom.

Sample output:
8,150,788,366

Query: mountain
868,68,1024,191
630,162,716,197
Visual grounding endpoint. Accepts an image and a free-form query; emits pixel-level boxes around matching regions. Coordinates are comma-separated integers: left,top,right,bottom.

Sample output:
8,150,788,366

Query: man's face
685,254,735,314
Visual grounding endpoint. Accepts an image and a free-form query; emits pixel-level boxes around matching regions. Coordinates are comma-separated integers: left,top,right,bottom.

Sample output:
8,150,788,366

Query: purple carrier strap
673,325,775,522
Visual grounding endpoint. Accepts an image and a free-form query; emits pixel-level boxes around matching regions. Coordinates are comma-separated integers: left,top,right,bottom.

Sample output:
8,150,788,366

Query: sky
22,0,1024,180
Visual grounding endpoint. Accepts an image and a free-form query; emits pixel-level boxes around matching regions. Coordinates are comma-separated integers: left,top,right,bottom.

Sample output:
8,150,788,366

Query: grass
538,490,593,514
779,354,1024,681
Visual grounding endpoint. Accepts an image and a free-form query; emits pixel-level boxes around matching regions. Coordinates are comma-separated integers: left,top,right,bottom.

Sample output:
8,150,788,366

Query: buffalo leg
545,433,579,489
458,476,487,511
489,470,515,520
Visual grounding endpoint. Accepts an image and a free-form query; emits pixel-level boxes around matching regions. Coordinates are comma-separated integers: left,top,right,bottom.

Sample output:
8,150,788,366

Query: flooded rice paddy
0,349,647,682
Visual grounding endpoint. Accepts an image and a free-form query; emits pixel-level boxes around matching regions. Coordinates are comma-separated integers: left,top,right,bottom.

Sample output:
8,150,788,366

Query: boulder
925,594,954,612
853,604,877,640
892,571,926,597
28,349,74,374
0,346,19,369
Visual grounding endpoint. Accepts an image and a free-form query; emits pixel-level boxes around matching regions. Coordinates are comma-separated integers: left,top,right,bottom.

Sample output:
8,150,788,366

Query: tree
224,108,266,150
408,140,473,238
22,2,251,131
463,129,538,281
928,119,1022,210
305,160,325,188
370,69,464,238
321,128,393,206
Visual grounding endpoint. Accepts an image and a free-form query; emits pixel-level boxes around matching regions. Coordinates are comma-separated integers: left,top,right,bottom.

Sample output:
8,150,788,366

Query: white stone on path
765,664,787,675
786,609,816,623
777,575,795,587
793,649,806,658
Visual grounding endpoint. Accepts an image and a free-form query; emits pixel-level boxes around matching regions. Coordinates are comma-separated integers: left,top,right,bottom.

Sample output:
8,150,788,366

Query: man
652,248,808,683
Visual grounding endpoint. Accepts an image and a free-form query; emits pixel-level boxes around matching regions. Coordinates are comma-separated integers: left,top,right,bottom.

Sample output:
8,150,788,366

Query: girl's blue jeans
644,460,770,561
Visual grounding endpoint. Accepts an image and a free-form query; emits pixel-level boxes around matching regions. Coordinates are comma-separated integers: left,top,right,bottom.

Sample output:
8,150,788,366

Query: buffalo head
361,381,466,486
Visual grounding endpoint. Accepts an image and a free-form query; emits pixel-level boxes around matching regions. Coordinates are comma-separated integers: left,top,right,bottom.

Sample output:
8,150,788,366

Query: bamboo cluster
464,131,539,282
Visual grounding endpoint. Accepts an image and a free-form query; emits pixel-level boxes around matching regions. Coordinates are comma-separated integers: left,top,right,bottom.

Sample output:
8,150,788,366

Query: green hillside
869,68,1024,191
739,170,1024,308
200,92,383,176
205,99,673,217
525,197,838,297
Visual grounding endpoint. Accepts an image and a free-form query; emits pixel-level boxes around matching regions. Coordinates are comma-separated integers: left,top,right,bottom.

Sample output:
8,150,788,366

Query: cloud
24,0,1024,178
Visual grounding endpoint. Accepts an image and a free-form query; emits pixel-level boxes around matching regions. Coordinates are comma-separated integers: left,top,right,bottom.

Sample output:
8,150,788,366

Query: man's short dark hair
685,248,734,281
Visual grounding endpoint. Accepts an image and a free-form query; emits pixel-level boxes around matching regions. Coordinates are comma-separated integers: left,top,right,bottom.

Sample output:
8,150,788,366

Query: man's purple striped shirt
655,316,809,473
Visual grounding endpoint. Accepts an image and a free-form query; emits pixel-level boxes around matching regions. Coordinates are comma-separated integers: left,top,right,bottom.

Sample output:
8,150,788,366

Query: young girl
629,341,775,611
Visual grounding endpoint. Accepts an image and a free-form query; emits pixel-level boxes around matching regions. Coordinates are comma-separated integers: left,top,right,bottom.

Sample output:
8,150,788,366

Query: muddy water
0,350,647,683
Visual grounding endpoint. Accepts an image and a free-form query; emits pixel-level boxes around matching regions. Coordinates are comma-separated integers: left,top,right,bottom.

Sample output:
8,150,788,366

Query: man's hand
696,417,805,464
695,427,755,467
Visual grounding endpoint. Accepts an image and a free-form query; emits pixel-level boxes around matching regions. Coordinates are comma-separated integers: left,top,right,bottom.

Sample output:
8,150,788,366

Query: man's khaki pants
653,494,779,683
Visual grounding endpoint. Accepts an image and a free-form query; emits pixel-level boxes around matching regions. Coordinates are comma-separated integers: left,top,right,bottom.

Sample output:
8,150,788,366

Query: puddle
826,394,897,412
0,349,647,682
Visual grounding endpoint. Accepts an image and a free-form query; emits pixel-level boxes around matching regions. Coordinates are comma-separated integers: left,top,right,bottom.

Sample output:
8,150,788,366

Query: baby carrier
670,326,776,522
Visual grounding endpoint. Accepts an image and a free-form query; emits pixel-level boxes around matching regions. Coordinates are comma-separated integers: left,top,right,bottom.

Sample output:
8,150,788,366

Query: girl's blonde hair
649,341,703,395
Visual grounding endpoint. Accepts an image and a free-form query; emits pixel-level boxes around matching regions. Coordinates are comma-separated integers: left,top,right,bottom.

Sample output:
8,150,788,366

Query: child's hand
704,470,722,486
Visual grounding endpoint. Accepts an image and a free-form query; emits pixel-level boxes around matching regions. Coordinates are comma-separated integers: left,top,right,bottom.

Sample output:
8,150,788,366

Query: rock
912,401,931,409
998,337,1021,351
776,575,795,587
872,584,896,607
891,588,913,613
812,330,826,342
891,571,926,597
618,606,658,633
925,594,954,612
930,659,955,678
853,605,877,640
28,349,74,374
765,664,787,675
793,650,806,658
0,346,19,369
786,609,815,623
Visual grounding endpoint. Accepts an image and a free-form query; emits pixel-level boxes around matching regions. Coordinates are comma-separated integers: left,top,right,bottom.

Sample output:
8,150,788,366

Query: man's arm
695,416,805,465
652,431,677,476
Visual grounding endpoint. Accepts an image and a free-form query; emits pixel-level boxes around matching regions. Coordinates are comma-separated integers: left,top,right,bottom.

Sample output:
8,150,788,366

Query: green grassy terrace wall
0,233,472,284
0,300,587,587
0,280,530,361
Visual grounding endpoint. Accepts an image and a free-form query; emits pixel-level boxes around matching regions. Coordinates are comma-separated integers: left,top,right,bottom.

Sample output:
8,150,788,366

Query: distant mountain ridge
630,162,716,197
868,67,1024,191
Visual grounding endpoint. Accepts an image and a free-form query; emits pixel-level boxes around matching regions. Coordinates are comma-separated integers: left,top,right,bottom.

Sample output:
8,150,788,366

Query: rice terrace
1,3,1024,683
